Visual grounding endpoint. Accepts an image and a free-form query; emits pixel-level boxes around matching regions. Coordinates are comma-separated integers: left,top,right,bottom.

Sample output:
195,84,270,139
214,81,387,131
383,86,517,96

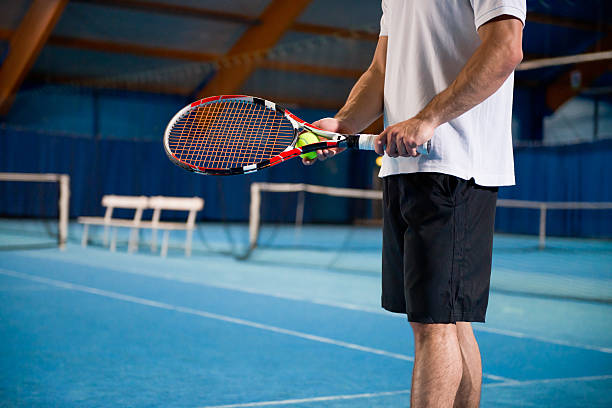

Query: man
303,1,525,407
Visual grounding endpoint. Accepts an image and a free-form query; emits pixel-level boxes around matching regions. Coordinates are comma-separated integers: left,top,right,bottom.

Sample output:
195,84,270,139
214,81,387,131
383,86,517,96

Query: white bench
78,195,148,253
78,195,204,256
142,196,204,257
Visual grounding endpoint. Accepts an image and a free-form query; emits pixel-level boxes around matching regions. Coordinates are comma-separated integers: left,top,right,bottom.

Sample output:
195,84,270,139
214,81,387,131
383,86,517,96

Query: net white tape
249,183,382,249
249,182,612,250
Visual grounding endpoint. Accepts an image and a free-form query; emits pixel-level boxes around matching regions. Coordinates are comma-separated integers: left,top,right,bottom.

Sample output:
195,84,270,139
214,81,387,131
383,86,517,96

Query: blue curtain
1,127,611,237
496,139,612,237
0,127,363,224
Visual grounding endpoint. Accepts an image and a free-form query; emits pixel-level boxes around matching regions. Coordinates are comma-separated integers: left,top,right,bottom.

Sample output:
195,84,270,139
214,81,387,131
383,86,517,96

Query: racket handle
354,134,431,155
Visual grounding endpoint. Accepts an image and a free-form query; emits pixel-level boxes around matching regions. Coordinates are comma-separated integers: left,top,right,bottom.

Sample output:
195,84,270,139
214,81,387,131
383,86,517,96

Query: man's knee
410,322,457,344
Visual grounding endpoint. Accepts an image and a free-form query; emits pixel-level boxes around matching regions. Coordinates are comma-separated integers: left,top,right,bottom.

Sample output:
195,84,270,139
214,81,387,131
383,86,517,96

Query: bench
78,195,148,253
78,195,204,256
142,196,204,257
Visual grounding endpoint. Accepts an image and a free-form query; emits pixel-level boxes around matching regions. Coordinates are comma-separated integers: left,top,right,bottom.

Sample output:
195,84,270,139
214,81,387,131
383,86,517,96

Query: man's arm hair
417,16,524,128
334,36,388,134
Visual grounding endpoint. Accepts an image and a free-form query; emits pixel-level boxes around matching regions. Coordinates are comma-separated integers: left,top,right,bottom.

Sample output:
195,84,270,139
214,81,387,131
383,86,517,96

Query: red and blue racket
164,95,430,176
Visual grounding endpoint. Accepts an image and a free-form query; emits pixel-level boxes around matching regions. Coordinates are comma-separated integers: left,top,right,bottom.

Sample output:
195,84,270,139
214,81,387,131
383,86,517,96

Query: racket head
164,95,302,175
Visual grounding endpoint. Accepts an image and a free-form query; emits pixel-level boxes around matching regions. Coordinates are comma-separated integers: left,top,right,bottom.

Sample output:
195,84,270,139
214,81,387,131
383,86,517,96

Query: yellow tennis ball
375,156,383,167
297,132,320,160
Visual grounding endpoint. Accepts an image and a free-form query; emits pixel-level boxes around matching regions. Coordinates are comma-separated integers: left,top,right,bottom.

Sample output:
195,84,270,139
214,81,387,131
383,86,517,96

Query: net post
538,204,547,249
58,174,70,250
249,183,262,249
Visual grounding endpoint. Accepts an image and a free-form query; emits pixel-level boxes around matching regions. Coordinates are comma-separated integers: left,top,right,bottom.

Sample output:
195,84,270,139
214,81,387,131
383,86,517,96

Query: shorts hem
406,313,486,324
382,302,486,323
381,301,408,315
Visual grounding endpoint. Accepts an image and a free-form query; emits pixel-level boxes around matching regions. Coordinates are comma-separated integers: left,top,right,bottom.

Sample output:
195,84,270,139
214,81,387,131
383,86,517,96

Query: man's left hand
374,117,435,157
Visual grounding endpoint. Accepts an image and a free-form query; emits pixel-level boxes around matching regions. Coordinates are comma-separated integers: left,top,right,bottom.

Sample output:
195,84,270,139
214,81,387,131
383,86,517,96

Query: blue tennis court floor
0,221,611,407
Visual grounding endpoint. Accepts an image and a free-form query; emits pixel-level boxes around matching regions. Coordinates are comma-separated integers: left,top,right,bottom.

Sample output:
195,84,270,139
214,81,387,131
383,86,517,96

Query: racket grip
355,134,431,155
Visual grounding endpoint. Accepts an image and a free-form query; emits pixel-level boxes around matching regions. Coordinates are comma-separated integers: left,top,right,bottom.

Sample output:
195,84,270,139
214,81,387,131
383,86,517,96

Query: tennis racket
164,95,430,176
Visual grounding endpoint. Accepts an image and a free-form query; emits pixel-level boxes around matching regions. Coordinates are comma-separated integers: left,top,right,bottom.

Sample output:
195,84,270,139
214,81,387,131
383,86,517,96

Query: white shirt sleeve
470,0,526,29
379,0,388,36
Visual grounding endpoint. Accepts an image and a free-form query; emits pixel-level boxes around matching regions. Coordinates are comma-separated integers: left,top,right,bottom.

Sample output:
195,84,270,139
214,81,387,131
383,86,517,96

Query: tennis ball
297,132,320,160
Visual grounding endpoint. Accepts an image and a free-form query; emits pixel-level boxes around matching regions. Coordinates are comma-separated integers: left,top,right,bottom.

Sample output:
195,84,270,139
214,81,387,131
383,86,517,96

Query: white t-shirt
379,0,526,186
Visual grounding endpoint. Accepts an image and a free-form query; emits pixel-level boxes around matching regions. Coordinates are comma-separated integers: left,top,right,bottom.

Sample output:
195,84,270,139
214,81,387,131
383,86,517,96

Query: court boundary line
198,389,412,408
9,249,612,354
0,268,517,383
197,374,612,408
486,374,612,388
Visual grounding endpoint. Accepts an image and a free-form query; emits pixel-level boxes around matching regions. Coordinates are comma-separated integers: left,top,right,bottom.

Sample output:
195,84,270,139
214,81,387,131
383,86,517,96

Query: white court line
125,273,612,354
191,282,612,354
486,374,612,388
198,374,612,408
18,250,612,354
0,270,411,357
474,326,612,354
198,389,412,408
4,269,610,407
0,268,517,383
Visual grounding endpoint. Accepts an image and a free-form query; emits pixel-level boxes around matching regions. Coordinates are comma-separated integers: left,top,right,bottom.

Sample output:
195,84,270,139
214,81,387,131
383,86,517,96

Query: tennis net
0,172,70,250
247,182,611,303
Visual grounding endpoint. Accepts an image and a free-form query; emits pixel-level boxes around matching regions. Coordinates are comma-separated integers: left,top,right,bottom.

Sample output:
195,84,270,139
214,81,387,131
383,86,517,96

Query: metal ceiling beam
259,60,362,79
0,28,214,62
546,34,612,111
196,0,313,97
7,2,606,112
291,22,378,41
28,72,346,109
72,0,259,24
73,1,612,38
0,26,552,80
71,0,379,41
53,34,217,62
0,28,365,80
0,0,68,115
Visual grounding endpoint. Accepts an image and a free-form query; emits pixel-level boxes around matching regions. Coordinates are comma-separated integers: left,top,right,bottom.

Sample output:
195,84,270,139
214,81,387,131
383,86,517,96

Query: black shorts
381,173,498,324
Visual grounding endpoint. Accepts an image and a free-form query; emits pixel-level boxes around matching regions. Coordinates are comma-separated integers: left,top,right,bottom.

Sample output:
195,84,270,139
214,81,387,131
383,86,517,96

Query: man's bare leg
410,322,463,408
453,322,482,408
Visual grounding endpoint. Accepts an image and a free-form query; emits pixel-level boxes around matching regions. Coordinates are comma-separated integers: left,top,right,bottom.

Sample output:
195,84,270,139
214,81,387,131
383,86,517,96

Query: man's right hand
302,117,348,166
374,115,435,157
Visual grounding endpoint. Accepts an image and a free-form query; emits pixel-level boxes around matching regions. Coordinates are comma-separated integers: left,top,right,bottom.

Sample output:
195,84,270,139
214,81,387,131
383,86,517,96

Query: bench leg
128,227,139,253
161,230,169,258
151,228,157,252
103,225,109,246
186,229,193,257
110,227,117,252
81,224,89,247
135,228,140,253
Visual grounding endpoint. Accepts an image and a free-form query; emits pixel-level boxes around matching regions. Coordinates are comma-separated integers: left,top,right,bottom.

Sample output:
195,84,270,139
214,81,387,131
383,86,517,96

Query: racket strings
167,100,295,169
173,102,287,167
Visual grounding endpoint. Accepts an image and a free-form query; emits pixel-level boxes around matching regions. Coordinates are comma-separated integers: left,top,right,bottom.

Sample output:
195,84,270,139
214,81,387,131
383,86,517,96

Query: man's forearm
335,67,385,134
417,18,523,128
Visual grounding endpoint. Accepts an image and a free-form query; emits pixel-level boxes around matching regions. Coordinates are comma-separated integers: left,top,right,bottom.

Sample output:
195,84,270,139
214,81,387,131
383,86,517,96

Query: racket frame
164,95,428,176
